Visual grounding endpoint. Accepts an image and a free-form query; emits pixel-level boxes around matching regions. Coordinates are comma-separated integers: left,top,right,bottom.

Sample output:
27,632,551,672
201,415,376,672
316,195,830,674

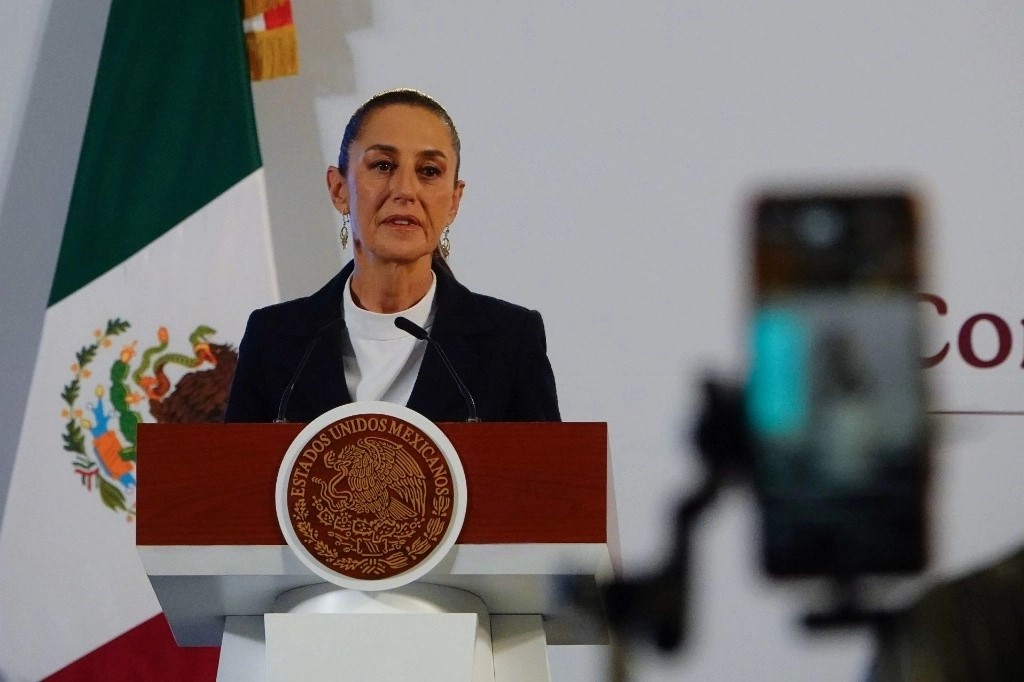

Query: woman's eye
420,166,441,178
371,160,394,172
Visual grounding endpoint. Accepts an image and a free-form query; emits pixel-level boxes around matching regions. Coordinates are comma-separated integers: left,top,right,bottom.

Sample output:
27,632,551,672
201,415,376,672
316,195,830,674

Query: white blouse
341,273,437,406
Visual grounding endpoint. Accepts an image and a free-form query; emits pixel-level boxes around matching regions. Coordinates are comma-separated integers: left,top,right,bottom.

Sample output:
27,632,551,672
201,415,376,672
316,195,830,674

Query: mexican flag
0,2,278,679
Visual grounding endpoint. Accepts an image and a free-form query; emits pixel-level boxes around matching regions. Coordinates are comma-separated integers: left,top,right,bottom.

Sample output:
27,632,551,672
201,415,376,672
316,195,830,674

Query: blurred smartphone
746,190,929,576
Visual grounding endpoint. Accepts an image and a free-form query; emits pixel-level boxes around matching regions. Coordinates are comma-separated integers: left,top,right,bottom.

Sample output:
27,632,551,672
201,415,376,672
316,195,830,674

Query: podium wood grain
136,422,607,546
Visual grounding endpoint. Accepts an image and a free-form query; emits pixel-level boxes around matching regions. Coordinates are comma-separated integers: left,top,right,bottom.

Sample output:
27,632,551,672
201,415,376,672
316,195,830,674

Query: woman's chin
358,243,434,268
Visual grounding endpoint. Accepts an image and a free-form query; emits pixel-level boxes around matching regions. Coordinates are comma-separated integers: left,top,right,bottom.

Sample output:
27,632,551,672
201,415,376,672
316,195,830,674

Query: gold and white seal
275,401,467,591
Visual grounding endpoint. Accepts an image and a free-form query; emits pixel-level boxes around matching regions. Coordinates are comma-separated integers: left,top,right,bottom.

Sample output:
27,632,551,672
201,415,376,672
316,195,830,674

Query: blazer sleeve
514,309,561,421
223,310,271,422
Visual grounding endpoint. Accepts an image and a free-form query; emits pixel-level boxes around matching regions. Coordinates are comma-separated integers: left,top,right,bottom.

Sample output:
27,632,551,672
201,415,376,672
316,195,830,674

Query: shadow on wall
251,0,373,301
0,0,113,525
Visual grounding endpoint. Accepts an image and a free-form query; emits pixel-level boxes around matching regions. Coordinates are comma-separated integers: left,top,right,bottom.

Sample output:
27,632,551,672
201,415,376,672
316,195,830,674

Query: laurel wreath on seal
293,497,309,521
292,478,454,578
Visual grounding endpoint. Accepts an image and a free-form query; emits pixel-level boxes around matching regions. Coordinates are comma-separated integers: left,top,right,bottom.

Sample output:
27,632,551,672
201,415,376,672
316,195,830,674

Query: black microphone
394,316,480,422
275,316,346,423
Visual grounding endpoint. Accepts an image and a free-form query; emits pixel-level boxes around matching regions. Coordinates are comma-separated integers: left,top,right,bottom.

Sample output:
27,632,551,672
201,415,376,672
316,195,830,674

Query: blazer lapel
299,315,351,415
407,266,489,421
288,263,353,419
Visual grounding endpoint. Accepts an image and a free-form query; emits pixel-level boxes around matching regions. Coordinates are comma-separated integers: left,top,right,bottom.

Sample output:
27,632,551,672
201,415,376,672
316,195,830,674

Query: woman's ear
448,179,466,223
326,166,349,214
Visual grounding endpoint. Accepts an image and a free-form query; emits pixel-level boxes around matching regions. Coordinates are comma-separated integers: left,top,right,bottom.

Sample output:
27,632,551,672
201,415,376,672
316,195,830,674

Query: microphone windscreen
394,316,429,340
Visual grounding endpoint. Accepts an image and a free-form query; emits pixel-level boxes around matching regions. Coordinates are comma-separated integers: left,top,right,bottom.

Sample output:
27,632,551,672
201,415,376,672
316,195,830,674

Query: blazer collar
300,259,493,335
297,260,494,421
295,260,354,337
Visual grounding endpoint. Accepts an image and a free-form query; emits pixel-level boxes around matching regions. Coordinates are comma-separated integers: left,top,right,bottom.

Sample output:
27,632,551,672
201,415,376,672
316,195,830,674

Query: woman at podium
224,89,560,424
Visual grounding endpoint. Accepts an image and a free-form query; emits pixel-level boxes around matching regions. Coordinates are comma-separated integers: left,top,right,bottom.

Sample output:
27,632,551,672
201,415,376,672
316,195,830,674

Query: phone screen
747,192,928,576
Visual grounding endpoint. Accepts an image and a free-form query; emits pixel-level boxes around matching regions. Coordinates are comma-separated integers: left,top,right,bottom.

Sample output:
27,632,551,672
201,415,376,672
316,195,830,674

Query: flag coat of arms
0,3,279,679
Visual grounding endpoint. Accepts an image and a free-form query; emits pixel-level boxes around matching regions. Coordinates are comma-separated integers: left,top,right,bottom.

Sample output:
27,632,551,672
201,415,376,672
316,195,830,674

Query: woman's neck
349,256,434,313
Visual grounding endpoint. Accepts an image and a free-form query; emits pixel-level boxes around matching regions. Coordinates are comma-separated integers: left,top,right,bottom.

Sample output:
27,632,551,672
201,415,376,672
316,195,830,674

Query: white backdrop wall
2,2,1023,680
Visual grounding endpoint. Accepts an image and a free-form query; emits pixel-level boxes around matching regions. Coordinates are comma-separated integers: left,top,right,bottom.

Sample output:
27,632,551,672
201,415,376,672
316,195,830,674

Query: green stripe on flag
50,1,262,306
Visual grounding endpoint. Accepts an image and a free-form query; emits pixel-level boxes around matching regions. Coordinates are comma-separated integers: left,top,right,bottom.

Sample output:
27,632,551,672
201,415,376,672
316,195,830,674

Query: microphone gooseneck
394,316,480,422
275,316,345,423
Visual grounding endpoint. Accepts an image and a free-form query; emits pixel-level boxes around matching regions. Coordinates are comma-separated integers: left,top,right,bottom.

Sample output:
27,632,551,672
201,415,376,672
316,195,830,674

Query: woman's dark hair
337,88,461,179
337,88,461,274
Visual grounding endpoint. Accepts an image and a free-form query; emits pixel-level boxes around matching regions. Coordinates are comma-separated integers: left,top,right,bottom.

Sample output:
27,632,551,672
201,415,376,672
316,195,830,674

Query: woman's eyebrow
363,143,399,155
363,144,448,161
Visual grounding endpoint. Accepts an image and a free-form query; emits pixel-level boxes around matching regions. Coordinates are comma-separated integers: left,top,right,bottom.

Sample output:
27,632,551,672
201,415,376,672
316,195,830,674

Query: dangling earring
340,214,350,250
440,226,451,259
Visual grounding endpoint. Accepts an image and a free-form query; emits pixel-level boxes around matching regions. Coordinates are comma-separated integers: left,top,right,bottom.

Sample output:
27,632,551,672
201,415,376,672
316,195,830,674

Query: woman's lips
384,214,421,226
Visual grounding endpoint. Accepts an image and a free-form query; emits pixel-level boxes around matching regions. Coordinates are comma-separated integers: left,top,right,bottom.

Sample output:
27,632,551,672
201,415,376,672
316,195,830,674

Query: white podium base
492,614,551,682
266,612,478,681
215,583,552,682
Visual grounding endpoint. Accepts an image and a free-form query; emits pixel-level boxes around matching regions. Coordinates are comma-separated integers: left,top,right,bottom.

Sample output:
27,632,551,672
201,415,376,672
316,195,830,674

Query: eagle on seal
322,436,427,521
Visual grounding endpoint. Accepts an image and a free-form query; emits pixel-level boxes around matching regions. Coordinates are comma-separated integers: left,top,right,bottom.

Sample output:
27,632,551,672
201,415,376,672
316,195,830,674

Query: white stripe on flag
0,170,278,681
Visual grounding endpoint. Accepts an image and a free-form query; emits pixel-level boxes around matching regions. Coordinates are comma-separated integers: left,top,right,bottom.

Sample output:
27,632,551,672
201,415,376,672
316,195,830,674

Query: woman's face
328,104,465,268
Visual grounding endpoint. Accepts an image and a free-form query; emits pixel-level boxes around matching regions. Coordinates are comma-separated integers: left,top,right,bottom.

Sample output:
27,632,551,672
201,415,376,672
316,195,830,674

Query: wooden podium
137,422,616,680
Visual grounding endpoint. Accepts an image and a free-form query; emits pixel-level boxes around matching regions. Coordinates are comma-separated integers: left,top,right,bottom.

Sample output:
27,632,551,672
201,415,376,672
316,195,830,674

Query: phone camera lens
796,206,844,248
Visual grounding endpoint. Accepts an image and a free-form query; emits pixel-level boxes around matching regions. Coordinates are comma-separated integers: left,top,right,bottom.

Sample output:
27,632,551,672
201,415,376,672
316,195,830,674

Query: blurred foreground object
593,187,932,680
872,545,1024,682
748,190,929,577
597,379,751,677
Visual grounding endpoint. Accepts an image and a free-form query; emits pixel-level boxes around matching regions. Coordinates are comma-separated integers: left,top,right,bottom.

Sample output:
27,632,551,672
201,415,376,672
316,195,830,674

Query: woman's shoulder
441,272,538,315
438,275,545,341
465,283,535,312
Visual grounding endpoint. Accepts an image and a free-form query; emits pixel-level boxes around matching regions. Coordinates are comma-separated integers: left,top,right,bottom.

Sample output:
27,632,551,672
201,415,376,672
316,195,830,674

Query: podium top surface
137,421,609,547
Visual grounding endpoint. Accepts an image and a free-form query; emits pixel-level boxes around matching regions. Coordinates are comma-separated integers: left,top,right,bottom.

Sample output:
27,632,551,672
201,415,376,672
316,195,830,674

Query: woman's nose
390,166,417,200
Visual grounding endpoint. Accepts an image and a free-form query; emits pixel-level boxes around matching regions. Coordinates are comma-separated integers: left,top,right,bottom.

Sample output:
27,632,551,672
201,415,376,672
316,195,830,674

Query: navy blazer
223,261,560,423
